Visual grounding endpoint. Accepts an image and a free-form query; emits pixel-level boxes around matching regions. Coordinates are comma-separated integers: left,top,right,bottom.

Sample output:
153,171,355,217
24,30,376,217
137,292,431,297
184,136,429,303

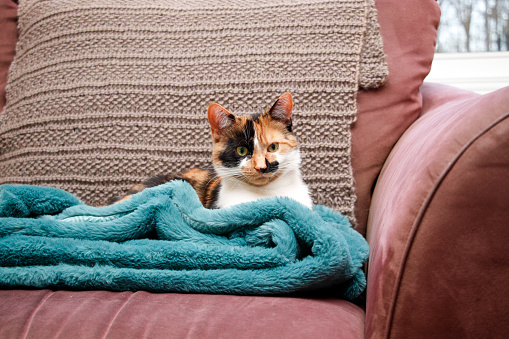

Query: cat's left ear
268,92,293,129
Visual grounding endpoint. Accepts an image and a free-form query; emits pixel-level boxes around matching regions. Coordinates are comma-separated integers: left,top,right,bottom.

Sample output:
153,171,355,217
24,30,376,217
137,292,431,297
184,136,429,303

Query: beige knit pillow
0,0,387,225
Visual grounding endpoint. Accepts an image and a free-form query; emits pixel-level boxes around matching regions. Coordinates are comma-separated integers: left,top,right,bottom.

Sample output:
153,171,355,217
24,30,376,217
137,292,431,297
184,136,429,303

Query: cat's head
208,92,300,186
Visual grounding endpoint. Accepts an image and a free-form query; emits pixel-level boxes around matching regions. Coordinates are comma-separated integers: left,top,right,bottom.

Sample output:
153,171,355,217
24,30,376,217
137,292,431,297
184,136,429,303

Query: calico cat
113,93,312,209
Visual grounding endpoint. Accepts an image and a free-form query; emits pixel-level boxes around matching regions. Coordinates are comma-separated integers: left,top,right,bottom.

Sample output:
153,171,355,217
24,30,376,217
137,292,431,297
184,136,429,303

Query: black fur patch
286,121,293,133
144,174,173,188
218,144,242,168
260,159,279,173
244,119,256,150
218,119,256,168
251,112,262,123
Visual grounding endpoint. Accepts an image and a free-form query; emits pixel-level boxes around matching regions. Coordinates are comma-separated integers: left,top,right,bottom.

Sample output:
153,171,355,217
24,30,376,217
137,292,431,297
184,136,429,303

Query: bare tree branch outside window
437,0,509,52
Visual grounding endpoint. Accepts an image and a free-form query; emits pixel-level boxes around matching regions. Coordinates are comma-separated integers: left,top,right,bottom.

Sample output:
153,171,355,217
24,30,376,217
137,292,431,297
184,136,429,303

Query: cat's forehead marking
254,114,292,144
253,129,260,149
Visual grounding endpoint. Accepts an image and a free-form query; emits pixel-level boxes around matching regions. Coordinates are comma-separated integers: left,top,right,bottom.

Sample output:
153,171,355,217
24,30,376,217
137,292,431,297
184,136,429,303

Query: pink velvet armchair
1,0,508,337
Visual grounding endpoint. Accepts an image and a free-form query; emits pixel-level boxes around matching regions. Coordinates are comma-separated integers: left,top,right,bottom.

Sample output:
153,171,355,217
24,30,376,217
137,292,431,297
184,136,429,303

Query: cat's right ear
208,103,235,142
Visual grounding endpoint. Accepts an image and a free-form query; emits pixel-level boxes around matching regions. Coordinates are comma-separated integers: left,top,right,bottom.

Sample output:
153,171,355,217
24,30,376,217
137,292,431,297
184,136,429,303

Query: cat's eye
267,143,279,152
236,146,248,156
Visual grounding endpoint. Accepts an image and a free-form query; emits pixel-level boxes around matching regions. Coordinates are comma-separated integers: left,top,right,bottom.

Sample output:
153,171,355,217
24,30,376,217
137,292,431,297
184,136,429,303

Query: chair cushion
0,290,365,339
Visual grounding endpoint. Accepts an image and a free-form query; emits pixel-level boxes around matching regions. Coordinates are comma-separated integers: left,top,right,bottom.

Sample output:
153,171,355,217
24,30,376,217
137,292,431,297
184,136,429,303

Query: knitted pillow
0,0,387,225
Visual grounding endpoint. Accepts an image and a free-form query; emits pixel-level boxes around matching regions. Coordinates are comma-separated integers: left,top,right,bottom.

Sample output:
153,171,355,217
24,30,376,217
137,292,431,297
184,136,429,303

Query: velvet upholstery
366,83,509,338
0,290,365,339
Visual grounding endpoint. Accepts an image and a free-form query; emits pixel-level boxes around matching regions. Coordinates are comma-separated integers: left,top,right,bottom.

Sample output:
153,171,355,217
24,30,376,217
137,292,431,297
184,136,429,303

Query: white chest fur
216,169,312,209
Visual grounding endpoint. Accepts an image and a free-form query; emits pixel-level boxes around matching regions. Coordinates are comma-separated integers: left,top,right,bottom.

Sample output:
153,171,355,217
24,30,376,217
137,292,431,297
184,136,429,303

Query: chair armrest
365,82,509,338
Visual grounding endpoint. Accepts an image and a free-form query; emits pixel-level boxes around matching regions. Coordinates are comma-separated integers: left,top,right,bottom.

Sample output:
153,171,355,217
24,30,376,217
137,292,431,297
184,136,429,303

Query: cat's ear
208,103,235,142
268,92,293,129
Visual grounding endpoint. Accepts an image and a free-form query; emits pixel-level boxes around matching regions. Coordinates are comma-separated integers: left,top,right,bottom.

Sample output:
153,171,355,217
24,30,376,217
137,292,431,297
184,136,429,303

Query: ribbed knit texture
0,0,387,225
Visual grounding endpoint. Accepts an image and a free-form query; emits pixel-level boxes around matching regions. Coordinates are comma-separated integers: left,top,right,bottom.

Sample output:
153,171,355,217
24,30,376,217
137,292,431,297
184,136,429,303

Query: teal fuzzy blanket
0,181,369,300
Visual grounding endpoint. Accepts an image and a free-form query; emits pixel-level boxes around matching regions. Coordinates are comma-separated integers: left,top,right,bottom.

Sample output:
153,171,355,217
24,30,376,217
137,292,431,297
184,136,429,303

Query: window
437,0,508,53
426,0,509,93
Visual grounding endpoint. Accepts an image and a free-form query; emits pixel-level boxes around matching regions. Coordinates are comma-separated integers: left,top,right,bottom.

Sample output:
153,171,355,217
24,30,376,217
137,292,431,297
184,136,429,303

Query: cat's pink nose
252,156,267,172
254,164,267,172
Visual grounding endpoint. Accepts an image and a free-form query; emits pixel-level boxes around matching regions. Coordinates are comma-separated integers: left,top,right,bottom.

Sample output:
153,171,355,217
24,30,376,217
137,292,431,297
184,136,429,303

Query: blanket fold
0,182,368,300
